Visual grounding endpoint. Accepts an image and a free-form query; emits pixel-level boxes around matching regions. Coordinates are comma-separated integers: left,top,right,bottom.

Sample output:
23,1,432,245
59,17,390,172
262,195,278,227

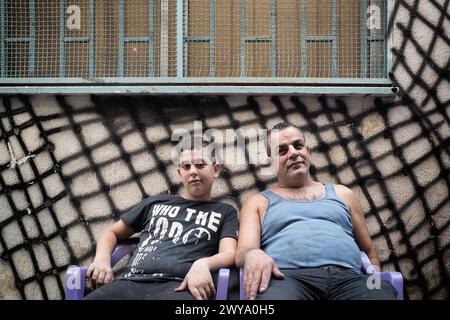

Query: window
0,0,393,94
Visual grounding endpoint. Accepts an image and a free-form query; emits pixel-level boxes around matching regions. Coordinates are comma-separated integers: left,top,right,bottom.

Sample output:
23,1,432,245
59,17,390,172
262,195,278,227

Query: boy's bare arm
86,220,136,285
204,236,237,270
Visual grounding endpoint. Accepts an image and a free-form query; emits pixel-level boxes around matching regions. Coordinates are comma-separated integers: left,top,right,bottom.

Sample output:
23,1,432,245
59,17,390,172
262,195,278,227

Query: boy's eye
195,163,206,169
181,164,191,170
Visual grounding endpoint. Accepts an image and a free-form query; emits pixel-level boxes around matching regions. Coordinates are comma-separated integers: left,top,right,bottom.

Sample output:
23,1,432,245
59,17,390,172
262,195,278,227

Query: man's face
269,126,311,182
177,148,220,199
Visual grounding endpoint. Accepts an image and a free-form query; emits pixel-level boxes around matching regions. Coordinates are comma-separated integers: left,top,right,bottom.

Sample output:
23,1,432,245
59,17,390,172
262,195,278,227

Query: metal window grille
0,0,391,94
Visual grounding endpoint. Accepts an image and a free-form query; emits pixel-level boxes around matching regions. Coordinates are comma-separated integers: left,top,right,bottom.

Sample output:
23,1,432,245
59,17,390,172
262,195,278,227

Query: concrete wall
0,0,449,299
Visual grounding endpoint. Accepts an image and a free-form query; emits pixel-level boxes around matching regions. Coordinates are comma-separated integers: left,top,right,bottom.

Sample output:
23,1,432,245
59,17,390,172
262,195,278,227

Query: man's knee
355,280,398,300
255,277,315,300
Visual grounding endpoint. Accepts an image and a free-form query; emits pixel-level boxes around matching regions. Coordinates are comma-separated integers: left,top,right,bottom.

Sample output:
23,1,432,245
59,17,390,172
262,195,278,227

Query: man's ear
213,163,221,178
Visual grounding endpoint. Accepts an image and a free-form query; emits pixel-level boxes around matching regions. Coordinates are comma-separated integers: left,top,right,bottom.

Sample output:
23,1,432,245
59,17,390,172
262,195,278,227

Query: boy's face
177,148,220,200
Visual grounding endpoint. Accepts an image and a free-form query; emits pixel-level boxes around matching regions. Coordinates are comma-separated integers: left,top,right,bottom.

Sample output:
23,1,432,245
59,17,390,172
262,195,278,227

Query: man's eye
182,164,191,170
278,149,287,155
294,143,304,150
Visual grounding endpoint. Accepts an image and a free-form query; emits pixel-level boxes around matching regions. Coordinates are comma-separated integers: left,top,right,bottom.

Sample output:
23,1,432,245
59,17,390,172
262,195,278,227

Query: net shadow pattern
0,91,449,300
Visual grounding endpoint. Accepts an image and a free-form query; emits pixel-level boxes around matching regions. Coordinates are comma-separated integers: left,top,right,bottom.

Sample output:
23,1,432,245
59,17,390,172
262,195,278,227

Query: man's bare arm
336,185,380,268
235,193,265,267
235,193,283,299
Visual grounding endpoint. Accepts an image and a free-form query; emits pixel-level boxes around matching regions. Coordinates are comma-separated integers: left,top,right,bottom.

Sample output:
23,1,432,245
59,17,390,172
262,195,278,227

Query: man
235,122,397,300
85,137,238,300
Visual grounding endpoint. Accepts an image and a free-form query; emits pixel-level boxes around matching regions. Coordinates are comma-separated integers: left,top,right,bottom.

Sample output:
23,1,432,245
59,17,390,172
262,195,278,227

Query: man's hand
86,259,114,287
244,249,284,300
175,258,216,300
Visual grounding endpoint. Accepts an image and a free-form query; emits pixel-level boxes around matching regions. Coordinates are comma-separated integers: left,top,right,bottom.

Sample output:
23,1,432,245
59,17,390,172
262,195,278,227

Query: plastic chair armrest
65,266,88,300
215,268,230,300
360,251,374,274
110,238,139,267
239,268,246,300
380,271,404,300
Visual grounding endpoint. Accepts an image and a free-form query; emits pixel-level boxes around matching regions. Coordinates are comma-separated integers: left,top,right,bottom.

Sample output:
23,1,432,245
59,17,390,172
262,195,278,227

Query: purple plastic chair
239,251,404,300
360,251,403,300
65,237,230,300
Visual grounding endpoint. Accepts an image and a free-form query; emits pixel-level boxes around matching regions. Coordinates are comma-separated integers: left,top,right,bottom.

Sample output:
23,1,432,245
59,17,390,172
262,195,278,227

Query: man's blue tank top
260,183,361,272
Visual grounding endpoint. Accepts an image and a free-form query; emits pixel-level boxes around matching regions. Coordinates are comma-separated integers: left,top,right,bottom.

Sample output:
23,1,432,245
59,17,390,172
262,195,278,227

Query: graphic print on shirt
125,202,223,278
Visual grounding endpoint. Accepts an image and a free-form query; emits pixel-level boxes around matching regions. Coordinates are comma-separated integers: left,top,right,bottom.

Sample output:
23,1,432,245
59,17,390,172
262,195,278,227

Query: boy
84,137,238,300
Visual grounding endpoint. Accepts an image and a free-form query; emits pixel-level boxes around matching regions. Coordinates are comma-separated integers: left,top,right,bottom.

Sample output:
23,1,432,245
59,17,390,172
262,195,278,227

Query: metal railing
0,0,392,94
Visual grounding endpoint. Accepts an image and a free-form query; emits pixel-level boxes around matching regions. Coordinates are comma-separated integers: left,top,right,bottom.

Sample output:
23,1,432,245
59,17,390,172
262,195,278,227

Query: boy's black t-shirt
120,194,238,281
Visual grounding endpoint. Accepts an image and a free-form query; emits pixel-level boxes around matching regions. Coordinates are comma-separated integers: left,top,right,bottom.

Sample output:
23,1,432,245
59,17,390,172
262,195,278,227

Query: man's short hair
266,122,306,157
177,135,217,164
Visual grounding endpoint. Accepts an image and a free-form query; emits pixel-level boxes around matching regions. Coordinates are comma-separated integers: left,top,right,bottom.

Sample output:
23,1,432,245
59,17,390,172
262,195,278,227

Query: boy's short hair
177,135,217,164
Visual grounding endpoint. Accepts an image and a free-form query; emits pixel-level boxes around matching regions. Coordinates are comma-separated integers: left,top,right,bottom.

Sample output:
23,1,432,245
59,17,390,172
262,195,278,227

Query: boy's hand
175,258,216,300
86,259,114,287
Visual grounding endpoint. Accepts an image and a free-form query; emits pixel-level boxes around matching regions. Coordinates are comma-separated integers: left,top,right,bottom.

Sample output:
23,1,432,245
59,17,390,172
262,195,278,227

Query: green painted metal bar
367,36,385,42
59,0,65,77
118,0,125,77
29,0,36,74
63,36,90,42
304,36,334,42
185,36,210,42
271,0,276,77
210,0,215,77
0,77,393,85
331,0,337,76
89,0,95,77
176,0,184,77
360,0,367,78
149,0,154,77
4,37,33,42
239,0,246,77
0,85,398,95
244,36,272,42
300,0,306,77
0,0,5,77
120,1,155,77
124,37,152,42
383,0,388,77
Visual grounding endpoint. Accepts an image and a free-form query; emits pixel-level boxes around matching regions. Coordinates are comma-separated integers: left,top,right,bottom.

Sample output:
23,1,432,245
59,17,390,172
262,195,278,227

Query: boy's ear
177,167,181,178
213,163,221,178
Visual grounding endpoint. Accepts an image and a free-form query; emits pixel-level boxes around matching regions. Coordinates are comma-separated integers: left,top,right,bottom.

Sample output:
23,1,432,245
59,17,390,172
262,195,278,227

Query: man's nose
287,145,299,158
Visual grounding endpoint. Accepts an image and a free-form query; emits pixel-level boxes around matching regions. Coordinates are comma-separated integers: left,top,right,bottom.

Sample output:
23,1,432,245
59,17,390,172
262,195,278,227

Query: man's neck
278,175,317,189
